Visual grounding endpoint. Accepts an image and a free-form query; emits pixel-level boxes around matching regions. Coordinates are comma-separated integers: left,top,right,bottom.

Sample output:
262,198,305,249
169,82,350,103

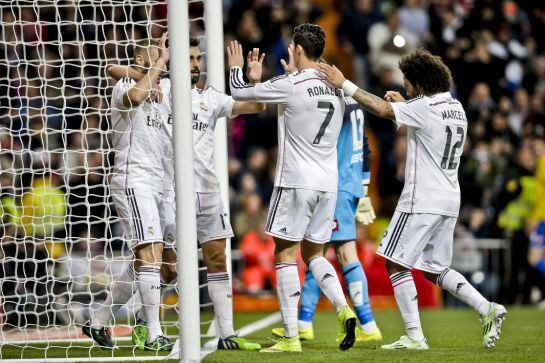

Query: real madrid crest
200,102,208,112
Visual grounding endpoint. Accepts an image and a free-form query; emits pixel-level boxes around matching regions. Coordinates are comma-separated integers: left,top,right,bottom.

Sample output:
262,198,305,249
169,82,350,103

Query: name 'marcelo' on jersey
110,77,172,192
229,67,345,193
338,97,371,197
391,92,468,217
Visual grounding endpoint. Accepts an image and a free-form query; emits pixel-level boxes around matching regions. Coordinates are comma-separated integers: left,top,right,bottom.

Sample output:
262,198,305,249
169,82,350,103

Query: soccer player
318,50,507,349
228,23,358,353
271,96,382,343
103,37,265,351
83,33,174,351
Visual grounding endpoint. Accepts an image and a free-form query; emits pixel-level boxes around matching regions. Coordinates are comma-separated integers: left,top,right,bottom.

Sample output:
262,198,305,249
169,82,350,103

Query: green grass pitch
1,307,544,362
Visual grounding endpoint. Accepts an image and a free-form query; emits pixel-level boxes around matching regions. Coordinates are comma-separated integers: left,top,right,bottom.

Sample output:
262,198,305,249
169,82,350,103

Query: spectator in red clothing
239,220,276,294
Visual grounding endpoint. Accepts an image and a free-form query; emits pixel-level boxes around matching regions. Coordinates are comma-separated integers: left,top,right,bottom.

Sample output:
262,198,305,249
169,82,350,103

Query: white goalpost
0,0,227,362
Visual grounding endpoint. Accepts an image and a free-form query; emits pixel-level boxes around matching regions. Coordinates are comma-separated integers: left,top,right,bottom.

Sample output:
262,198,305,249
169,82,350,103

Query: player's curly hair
399,49,453,95
293,23,325,60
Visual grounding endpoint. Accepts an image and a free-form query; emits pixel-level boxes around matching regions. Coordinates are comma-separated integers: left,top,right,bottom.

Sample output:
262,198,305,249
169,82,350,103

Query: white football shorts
377,210,457,273
195,192,234,244
111,188,175,249
160,190,176,249
265,187,337,244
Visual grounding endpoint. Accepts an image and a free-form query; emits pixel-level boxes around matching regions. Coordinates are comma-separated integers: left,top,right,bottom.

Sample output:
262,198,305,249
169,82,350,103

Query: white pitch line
3,313,281,363
200,312,281,360
193,312,281,361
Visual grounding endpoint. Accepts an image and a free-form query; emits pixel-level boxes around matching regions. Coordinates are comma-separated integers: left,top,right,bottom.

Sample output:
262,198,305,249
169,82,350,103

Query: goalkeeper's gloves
356,182,376,225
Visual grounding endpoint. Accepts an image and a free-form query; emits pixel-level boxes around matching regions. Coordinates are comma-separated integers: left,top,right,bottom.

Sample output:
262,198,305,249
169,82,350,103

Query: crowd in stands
1,0,545,308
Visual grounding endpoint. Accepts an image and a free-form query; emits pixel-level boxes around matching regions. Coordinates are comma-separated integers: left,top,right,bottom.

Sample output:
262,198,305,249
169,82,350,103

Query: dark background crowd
1,0,545,325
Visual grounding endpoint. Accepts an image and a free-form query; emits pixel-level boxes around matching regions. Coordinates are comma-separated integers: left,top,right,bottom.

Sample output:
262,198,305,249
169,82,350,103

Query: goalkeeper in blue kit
273,97,381,343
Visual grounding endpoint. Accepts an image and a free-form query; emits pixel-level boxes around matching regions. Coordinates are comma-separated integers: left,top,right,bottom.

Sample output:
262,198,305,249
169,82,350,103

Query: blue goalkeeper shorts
331,191,358,242
530,221,545,249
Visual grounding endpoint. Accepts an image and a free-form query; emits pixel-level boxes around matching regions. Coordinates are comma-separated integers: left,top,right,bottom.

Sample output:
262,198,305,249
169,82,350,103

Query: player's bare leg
333,241,381,343
381,260,428,350
202,239,260,350
302,240,357,351
423,270,506,348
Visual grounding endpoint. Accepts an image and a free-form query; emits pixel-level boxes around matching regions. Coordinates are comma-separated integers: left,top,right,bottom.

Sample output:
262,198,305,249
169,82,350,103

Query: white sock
390,271,425,341
93,262,136,328
298,319,312,330
361,320,378,333
137,265,163,342
276,263,300,338
308,257,347,312
437,268,491,316
207,272,235,339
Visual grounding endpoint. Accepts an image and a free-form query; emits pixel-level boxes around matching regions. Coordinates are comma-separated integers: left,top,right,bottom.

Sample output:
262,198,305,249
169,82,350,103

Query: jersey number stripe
441,126,464,170
313,101,335,145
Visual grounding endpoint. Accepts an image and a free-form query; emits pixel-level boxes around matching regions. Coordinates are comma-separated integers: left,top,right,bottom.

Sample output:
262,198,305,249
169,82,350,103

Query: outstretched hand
227,40,244,68
246,48,265,84
157,32,169,63
280,43,297,74
316,63,346,88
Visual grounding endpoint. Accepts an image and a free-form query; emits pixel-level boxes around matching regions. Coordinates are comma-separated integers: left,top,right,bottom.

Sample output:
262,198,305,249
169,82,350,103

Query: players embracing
319,49,507,349
228,24,360,353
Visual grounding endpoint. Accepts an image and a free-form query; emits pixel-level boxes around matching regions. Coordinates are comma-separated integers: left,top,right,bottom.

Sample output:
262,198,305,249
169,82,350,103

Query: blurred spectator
398,0,429,45
337,0,382,89
368,8,417,85
239,219,276,293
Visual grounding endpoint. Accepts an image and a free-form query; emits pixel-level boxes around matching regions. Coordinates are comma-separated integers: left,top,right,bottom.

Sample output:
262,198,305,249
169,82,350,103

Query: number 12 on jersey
441,125,464,170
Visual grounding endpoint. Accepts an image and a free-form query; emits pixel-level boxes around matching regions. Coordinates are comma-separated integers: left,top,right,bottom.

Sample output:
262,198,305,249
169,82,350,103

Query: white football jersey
230,67,345,192
391,92,468,217
159,78,174,192
110,77,171,192
191,87,235,192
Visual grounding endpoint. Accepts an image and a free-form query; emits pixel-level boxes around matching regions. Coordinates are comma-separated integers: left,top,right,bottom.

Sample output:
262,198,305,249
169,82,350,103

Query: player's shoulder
267,73,293,85
290,68,320,84
405,94,425,105
202,86,232,100
114,76,135,90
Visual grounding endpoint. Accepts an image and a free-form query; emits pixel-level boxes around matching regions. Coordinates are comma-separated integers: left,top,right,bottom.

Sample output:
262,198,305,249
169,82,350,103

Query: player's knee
385,259,408,275
135,242,163,266
334,242,357,266
423,271,439,284
161,263,177,283
205,248,227,273
274,238,299,263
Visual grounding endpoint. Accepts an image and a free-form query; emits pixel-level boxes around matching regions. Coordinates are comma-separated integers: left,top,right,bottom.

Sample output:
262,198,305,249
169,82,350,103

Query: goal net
0,0,218,361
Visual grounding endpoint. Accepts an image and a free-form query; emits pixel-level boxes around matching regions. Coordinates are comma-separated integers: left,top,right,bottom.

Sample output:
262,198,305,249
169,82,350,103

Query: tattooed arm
351,88,395,120
316,63,397,120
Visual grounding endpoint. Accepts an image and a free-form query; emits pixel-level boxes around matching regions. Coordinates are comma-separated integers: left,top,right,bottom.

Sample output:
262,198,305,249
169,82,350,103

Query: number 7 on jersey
313,101,335,145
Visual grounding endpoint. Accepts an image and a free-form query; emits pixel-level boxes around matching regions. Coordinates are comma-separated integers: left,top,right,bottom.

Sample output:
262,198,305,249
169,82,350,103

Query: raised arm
227,41,293,103
107,65,143,82
122,33,169,108
317,63,395,120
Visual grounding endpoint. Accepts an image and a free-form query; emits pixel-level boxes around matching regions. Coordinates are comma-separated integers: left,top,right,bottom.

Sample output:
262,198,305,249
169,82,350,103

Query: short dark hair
133,39,159,57
190,37,200,47
398,49,453,95
293,23,325,60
